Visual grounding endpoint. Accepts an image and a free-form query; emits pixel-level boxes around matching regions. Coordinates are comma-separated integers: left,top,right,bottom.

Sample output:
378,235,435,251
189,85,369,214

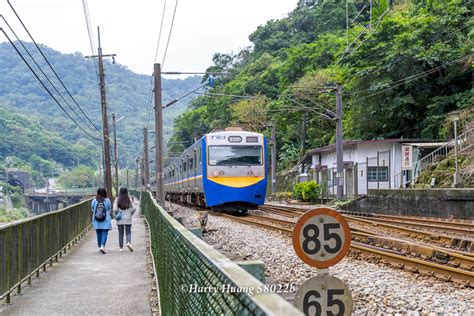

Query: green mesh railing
0,199,92,303
141,191,301,315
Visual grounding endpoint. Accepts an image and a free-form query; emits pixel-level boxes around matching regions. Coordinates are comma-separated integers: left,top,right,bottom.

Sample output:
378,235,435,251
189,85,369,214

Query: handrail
141,191,301,315
395,127,473,188
0,199,92,303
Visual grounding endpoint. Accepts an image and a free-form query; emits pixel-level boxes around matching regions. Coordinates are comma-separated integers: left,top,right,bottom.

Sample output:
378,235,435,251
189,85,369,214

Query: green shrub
10,192,25,208
0,208,28,222
293,181,320,202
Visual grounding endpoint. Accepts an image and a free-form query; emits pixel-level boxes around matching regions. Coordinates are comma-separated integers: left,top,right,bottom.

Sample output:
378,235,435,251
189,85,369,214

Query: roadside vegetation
169,0,473,173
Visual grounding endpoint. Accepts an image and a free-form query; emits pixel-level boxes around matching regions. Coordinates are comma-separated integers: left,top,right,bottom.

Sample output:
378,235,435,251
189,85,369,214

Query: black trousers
117,224,132,248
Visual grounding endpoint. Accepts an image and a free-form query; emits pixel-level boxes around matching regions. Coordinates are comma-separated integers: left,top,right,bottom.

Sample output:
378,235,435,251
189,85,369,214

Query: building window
368,167,388,182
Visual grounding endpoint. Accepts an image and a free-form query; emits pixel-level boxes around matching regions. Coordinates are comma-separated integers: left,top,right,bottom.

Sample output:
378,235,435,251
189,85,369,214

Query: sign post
292,207,353,315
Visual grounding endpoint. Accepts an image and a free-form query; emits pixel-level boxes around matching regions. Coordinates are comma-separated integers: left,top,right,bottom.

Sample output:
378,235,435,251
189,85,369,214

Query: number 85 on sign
292,208,351,268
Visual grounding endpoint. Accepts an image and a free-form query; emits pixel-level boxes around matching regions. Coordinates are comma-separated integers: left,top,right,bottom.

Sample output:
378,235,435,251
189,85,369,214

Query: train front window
208,145,262,166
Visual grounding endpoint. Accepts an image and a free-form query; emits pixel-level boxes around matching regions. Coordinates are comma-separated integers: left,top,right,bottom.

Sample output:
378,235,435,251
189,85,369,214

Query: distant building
296,139,446,198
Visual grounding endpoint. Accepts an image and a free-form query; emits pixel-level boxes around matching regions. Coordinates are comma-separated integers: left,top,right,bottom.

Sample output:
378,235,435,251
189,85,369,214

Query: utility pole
135,157,139,190
154,63,165,205
112,113,119,195
271,121,277,195
301,112,308,173
143,128,150,190
85,27,116,201
126,169,129,189
335,84,344,200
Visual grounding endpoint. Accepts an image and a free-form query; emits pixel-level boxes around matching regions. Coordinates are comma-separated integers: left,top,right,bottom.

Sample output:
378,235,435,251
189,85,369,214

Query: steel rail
340,211,474,230
351,242,473,286
343,215,467,246
349,215,474,236
223,213,473,286
351,231,474,271
260,205,473,252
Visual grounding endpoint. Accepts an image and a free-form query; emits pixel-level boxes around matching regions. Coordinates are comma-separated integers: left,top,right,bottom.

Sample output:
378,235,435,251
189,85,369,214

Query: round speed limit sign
293,208,351,268
295,274,353,316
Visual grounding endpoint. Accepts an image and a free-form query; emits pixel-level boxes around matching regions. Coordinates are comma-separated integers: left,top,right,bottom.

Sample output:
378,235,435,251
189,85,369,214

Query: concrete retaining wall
343,189,474,220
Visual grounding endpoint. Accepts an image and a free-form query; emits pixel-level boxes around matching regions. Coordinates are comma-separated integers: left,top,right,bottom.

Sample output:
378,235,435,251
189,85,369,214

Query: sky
0,0,299,77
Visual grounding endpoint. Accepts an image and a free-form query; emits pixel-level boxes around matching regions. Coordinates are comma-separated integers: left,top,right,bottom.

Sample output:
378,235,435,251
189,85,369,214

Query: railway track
218,209,474,286
259,204,474,252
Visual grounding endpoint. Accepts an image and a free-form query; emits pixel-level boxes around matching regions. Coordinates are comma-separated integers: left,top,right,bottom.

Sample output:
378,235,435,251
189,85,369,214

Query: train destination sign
294,274,353,316
292,208,351,268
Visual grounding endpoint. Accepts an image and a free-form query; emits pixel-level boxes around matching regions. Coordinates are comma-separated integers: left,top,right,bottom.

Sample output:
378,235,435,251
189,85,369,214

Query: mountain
0,42,201,170
169,0,473,171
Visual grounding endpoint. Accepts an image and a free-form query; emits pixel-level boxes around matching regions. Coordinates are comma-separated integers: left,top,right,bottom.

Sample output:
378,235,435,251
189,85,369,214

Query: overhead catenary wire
154,0,168,63
338,8,389,63
161,0,179,69
350,54,472,102
0,28,101,142
7,0,102,134
145,74,154,130
0,15,99,136
81,0,100,81
163,82,208,109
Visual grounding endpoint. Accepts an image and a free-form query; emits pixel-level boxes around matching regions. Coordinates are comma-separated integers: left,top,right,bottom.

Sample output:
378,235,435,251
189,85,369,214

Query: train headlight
253,171,260,177
247,170,253,176
214,170,225,177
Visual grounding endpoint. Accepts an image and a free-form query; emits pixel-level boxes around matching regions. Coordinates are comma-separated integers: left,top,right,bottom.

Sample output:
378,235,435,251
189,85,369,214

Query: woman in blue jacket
91,187,112,254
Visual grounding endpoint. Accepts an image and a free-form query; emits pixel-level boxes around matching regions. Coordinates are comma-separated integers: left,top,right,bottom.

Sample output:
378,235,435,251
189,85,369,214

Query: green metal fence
0,199,92,303
141,191,302,315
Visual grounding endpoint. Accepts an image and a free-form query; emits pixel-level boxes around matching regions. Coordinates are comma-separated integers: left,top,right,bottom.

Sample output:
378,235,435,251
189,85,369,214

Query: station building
295,139,446,198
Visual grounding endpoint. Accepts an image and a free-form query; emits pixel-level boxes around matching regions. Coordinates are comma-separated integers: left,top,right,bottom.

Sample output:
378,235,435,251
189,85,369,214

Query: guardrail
0,199,92,303
394,127,473,188
141,191,301,315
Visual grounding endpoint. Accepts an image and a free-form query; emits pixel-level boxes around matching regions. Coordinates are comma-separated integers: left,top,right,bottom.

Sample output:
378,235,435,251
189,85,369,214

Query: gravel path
170,204,474,314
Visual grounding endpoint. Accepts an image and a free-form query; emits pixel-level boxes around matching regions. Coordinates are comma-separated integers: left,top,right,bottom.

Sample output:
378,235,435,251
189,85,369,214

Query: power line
8,0,102,134
351,54,471,102
342,23,472,88
145,74,154,130
163,82,208,108
154,0,168,63
0,28,101,142
81,0,100,82
161,0,179,68
0,15,99,136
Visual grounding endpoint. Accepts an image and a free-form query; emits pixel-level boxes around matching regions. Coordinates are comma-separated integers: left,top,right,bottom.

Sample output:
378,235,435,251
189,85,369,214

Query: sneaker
100,246,106,254
126,243,133,252
119,248,124,252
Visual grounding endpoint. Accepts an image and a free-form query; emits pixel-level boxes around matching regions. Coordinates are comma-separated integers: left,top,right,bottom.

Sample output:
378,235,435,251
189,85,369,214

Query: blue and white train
164,128,267,212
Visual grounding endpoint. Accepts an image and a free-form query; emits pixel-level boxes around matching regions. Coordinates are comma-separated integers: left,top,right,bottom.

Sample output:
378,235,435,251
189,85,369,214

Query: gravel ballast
170,204,474,314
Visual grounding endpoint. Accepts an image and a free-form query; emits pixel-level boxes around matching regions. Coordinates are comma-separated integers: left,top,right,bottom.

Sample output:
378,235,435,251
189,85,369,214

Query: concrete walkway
1,214,151,315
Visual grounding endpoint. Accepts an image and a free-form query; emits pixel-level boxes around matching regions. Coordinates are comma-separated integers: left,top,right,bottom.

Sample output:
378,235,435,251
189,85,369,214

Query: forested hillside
0,42,200,171
169,0,473,170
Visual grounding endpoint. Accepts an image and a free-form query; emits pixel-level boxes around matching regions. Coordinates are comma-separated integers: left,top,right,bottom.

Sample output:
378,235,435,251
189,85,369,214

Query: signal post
292,207,353,315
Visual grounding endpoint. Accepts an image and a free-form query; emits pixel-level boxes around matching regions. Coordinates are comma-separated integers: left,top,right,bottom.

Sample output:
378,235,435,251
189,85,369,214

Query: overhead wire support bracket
193,92,258,99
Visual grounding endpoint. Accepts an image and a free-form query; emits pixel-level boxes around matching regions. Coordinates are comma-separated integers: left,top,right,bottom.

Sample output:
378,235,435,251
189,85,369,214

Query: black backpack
94,200,107,222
